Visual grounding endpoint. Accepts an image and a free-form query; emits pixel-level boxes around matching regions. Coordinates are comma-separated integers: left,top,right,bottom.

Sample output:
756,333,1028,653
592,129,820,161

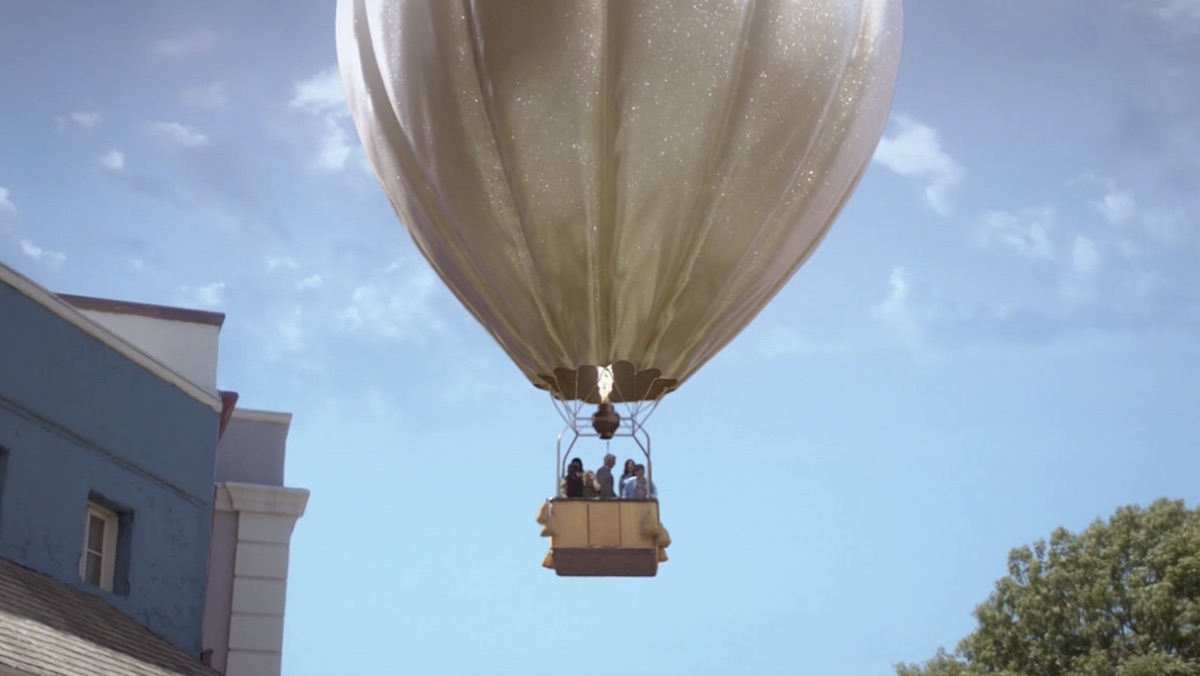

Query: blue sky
3,1,1200,674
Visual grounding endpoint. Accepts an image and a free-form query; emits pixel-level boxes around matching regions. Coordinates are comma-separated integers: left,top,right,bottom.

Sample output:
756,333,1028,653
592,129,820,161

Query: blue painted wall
0,280,218,656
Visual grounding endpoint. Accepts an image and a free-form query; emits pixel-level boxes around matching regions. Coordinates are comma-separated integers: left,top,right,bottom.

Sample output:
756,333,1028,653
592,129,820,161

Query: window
80,502,119,592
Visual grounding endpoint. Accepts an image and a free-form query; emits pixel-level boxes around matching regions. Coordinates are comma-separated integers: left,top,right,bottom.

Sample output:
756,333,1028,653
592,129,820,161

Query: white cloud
1146,0,1200,30
0,187,14,213
757,325,813,358
182,82,227,109
19,239,66,268
152,29,218,57
869,266,927,351
1071,236,1102,275
256,303,322,365
1060,237,1103,304
979,209,1055,261
1096,188,1136,224
1117,269,1174,313
315,118,353,172
870,266,1078,351
264,255,299,272
872,267,911,315
866,266,1036,355
181,282,226,308
291,67,356,172
297,274,324,291
291,68,347,113
872,115,964,216
148,121,210,148
99,149,125,172
275,305,305,353
55,109,103,132
338,260,442,342
751,324,857,360
1141,208,1187,244
1089,178,1191,245
432,352,522,405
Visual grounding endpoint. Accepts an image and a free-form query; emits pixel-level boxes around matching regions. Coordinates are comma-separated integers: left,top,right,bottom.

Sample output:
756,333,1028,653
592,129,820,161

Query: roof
0,557,220,676
56,293,226,328
0,262,223,413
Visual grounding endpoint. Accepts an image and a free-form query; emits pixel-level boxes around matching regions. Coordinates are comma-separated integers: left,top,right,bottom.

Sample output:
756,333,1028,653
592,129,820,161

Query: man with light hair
595,453,617,498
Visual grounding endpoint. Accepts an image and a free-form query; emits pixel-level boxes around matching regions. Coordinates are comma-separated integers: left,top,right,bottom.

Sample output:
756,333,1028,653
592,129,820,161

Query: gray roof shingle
0,557,220,676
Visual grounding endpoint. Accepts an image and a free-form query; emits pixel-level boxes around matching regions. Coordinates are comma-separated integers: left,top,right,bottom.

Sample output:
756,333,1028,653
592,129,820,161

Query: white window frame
79,502,119,592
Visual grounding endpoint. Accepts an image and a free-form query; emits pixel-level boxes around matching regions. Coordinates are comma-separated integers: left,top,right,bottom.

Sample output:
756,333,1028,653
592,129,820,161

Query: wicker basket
551,547,659,577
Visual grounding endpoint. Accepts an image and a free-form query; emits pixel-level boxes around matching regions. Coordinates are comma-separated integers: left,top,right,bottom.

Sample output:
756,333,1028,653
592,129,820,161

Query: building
0,265,223,674
202,409,310,674
0,261,308,676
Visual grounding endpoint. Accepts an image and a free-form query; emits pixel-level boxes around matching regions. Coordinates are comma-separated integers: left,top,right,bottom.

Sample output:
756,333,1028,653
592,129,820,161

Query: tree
896,498,1200,676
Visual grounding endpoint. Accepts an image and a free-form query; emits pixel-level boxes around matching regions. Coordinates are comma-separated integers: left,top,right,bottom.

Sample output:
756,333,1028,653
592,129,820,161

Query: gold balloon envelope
337,0,903,403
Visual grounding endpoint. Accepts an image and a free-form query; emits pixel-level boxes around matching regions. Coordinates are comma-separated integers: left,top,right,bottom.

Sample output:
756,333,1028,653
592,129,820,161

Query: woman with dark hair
618,458,636,496
564,457,585,498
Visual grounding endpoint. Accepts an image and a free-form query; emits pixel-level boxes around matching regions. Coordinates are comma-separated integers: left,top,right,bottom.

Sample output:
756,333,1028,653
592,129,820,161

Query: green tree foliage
896,498,1200,676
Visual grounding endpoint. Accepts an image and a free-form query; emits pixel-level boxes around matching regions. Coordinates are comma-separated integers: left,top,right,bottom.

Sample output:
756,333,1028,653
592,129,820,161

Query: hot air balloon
336,0,904,576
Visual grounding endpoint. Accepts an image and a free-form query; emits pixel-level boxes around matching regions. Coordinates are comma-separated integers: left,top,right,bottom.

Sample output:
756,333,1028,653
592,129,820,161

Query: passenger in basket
619,458,636,491
595,453,617,499
581,470,599,498
620,463,657,499
563,457,584,498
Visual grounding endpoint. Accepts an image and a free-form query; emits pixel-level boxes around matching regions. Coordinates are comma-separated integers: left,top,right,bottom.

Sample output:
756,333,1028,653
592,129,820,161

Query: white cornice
1,263,223,412
230,408,293,427
215,482,310,518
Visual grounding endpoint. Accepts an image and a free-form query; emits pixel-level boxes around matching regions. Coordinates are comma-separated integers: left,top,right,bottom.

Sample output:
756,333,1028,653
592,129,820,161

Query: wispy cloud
431,352,521,405
99,149,126,172
244,250,449,370
297,275,323,291
873,234,1196,357
1071,236,1102,276
872,115,964,216
870,266,928,352
180,282,226,308
765,249,1186,361
1143,0,1200,32
246,298,315,365
291,68,346,112
264,255,299,273
978,208,1055,261
749,324,859,360
754,325,814,359
147,121,210,148
272,305,306,354
313,120,352,171
869,266,1070,353
1089,176,1193,245
1047,173,1199,315
1140,208,1187,244
19,239,66,268
290,67,356,172
337,258,443,343
151,29,218,57
55,109,103,132
1096,187,1136,225
1059,236,1104,304
0,187,14,214
182,82,226,109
